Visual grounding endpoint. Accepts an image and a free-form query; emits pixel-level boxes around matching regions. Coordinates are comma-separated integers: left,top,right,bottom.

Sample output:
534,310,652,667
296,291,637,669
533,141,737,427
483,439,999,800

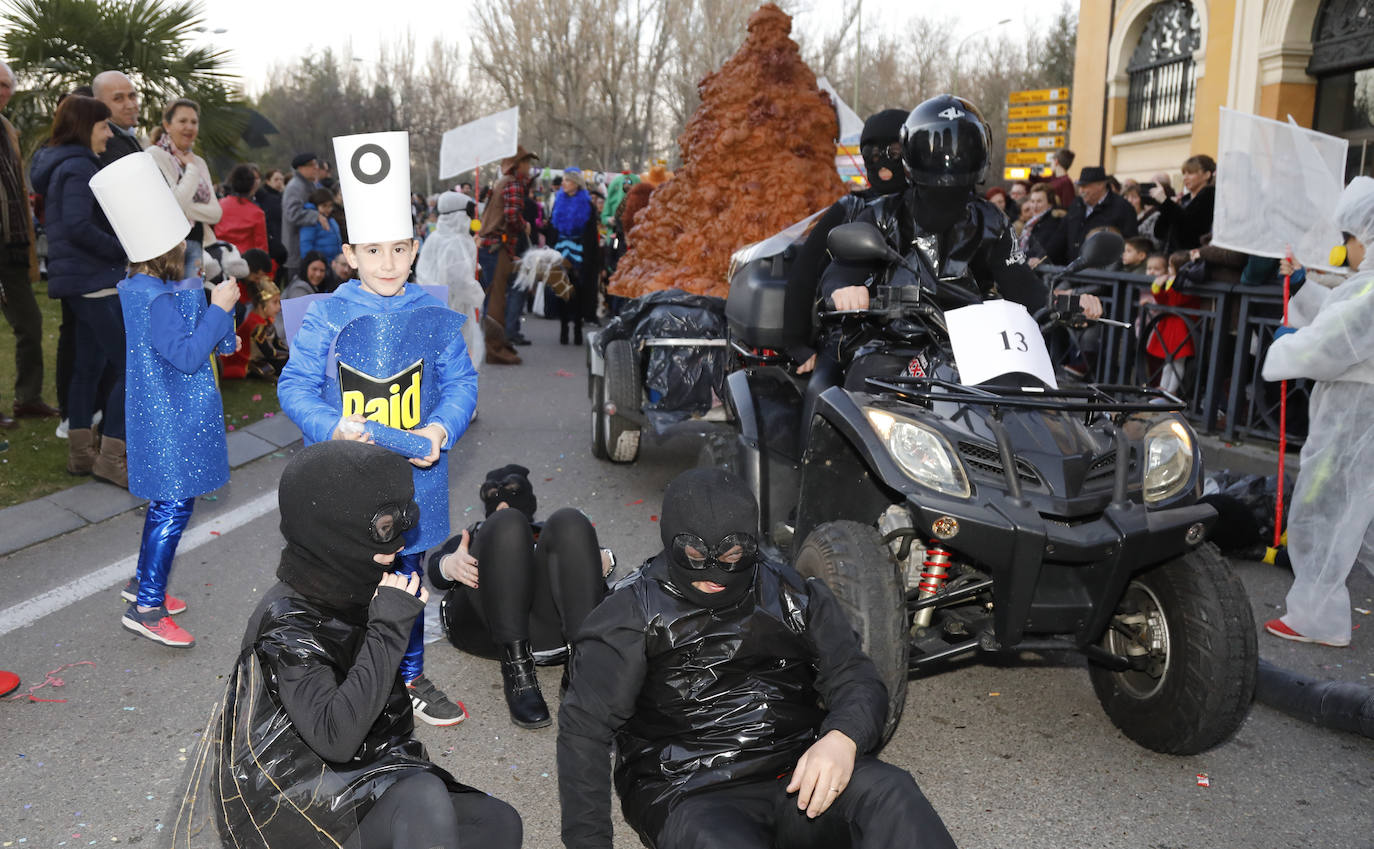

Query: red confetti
227,425,235,431
1196,773,1210,788
650,515,659,521
5,660,95,703
554,369,575,378
627,499,643,506
263,412,275,418
209,531,221,536
545,477,554,482
251,394,263,402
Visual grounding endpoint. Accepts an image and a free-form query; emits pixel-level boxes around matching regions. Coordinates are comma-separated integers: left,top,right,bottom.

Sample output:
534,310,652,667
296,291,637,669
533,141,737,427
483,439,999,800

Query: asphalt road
1,313,1371,848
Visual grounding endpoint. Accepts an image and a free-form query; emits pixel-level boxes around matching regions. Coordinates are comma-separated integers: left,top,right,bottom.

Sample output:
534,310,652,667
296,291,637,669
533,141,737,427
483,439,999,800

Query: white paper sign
944,300,1058,390
439,107,520,180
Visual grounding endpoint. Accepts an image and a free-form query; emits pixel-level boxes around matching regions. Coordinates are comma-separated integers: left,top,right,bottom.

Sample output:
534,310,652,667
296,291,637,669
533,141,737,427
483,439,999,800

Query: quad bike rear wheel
1088,543,1257,754
794,520,909,745
589,374,608,460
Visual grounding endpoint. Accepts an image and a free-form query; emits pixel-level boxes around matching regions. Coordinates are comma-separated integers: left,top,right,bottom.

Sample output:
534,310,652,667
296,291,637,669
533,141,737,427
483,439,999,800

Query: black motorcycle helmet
901,95,991,188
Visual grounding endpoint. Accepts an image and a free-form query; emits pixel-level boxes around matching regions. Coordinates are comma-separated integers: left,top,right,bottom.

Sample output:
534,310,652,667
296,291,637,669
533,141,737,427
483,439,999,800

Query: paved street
1,313,1371,848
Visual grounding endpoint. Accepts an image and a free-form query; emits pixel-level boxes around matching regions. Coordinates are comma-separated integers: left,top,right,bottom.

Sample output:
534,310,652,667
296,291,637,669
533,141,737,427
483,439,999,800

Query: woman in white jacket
1261,176,1374,647
146,98,220,278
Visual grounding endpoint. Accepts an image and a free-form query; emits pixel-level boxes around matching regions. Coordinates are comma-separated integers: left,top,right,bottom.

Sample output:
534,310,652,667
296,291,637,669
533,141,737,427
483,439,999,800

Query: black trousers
465,507,606,648
357,771,522,849
655,758,957,849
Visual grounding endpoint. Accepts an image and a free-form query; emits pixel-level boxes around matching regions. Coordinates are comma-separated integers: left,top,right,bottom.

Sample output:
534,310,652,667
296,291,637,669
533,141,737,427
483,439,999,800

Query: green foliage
0,0,245,162
1036,1,1078,89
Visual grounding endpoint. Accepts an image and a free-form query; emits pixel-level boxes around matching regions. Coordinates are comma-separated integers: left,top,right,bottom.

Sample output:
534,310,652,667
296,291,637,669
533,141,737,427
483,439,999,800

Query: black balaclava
913,183,975,234
860,108,910,196
276,441,418,617
659,468,761,609
481,464,537,521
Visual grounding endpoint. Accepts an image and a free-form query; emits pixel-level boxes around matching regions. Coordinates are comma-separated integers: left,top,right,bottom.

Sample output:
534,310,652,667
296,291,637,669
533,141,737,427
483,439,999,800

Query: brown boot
483,315,522,365
67,428,98,476
92,435,128,489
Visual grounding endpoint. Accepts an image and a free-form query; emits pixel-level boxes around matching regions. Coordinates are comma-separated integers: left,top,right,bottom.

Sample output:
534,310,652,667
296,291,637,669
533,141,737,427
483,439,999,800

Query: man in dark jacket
1045,166,1138,265
91,70,142,167
282,151,323,280
557,468,957,849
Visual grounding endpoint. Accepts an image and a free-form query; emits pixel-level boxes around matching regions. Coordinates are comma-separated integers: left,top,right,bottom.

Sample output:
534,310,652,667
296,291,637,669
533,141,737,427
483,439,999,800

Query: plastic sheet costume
556,469,956,849
168,441,519,848
1261,176,1374,645
415,191,483,370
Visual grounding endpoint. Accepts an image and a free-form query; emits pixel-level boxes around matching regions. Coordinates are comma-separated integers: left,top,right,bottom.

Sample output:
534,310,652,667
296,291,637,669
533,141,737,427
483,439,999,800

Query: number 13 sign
943,300,1059,390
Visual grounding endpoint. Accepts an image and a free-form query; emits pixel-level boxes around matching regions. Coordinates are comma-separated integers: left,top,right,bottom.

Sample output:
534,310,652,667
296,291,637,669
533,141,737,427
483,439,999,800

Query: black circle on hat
351,143,391,186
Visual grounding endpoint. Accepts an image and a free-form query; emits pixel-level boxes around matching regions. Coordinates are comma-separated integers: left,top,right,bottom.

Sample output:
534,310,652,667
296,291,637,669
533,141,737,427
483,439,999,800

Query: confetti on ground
554,369,575,377
241,415,249,420
6,660,96,703
202,495,218,502
626,499,643,506
650,515,658,522
1356,608,1371,615
209,531,221,536
251,394,262,402
545,477,553,482
263,412,275,418
122,706,135,711
227,425,235,432
989,692,1001,697
271,452,285,458
1196,773,1210,788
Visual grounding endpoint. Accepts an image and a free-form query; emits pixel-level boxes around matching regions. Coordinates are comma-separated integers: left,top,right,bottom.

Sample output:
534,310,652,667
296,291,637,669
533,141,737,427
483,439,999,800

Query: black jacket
556,556,887,848
1155,184,1215,255
1046,190,1139,265
97,122,141,169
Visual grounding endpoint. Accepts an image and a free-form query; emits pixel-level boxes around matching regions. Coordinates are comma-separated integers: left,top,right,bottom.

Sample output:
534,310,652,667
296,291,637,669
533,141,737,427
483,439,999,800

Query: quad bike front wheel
602,339,642,464
794,520,909,745
589,374,608,460
1088,543,1257,754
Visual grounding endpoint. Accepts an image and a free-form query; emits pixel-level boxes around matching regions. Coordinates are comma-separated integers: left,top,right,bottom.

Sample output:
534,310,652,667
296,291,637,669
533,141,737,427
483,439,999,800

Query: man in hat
283,151,324,280
1045,165,1138,265
557,468,958,849
476,144,538,365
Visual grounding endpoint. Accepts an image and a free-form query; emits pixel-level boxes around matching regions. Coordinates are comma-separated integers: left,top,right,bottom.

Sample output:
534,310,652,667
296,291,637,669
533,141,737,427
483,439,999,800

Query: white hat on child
88,151,190,262
332,131,413,245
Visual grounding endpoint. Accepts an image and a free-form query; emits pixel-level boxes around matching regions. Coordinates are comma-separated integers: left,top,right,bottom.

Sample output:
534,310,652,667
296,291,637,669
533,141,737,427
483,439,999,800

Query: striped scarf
155,133,213,205
0,118,28,245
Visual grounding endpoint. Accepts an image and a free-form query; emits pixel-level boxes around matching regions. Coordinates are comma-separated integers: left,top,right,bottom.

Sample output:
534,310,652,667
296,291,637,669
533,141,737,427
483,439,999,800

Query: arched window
1125,1,1202,132
1310,0,1374,179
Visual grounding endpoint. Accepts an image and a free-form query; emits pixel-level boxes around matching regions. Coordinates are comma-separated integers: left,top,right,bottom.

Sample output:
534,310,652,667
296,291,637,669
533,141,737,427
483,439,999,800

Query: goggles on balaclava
276,441,419,616
860,108,910,196
659,468,761,608
481,464,537,521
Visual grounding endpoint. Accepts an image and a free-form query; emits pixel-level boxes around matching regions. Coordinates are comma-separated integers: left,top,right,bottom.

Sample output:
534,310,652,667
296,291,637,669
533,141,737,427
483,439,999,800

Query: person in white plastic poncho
1261,175,1374,647
416,191,484,371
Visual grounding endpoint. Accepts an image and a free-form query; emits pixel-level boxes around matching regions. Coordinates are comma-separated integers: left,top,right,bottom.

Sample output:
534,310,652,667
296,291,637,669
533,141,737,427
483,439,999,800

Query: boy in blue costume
278,130,478,726
90,151,241,648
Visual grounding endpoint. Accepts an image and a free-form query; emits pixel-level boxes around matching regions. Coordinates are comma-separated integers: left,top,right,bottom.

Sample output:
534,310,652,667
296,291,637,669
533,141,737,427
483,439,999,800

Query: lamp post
952,18,1012,96
853,0,862,117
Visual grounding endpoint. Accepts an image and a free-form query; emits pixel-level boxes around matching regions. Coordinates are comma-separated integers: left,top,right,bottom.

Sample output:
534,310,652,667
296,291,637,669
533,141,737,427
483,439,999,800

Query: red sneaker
1264,618,1349,648
121,579,187,615
122,605,195,648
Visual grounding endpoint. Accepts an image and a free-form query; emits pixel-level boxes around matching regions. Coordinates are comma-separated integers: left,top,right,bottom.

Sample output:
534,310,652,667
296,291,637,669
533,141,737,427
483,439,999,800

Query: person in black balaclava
557,468,958,849
171,441,522,849
782,108,910,376
428,464,611,729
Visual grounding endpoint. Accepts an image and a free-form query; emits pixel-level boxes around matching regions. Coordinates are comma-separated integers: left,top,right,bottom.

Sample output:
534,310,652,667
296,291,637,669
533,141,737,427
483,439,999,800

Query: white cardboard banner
1212,107,1348,271
944,300,1058,390
439,107,520,180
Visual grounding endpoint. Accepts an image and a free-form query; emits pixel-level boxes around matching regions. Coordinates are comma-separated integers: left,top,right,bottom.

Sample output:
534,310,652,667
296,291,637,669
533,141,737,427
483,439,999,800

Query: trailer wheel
1089,543,1257,754
794,520,909,745
603,339,642,464
590,374,608,460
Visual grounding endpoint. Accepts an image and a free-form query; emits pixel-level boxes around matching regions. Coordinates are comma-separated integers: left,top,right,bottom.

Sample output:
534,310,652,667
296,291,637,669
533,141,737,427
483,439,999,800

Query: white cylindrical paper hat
333,131,412,244
88,151,190,262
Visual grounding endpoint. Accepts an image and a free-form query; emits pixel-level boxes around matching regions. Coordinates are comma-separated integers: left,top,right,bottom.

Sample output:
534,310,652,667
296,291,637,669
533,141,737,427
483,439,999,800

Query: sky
194,0,1072,96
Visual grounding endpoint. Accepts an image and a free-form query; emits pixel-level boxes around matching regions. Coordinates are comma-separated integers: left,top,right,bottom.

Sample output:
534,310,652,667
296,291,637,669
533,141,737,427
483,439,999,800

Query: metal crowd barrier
1037,267,1308,447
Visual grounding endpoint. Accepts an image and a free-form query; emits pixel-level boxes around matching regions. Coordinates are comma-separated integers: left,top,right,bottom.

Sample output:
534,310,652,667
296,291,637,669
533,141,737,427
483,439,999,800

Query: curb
0,416,303,557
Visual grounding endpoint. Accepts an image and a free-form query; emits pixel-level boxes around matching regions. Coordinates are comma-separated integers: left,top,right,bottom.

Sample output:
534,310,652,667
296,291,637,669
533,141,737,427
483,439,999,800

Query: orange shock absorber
912,544,952,628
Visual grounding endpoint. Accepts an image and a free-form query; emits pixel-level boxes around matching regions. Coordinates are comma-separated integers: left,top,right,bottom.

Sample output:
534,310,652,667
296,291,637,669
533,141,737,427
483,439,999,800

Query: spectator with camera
1150,155,1215,255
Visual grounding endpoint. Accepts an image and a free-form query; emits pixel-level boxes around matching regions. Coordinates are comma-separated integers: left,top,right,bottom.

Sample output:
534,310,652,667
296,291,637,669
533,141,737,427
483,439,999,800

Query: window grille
1125,1,1201,132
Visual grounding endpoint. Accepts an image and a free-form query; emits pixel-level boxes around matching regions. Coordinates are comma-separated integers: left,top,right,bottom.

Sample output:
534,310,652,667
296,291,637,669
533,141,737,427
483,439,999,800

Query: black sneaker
407,674,468,726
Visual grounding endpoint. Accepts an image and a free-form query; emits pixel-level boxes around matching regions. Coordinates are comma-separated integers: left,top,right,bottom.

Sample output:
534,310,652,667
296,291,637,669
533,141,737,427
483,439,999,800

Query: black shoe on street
501,640,551,729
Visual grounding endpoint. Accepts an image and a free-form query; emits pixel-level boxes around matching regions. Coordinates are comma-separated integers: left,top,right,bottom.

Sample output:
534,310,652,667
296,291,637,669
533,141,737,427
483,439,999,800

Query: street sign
1009,87,1070,104
1004,166,1054,180
1009,103,1069,119
1005,151,1057,166
1007,119,1068,135
1006,135,1066,151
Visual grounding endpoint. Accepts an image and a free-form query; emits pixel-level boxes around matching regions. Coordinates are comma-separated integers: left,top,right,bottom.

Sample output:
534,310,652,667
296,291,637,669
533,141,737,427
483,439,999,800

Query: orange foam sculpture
608,3,845,299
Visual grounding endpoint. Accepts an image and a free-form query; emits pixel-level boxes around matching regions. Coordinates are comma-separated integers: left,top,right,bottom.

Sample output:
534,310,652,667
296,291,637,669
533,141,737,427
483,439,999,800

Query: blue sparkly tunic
277,280,478,553
118,274,236,501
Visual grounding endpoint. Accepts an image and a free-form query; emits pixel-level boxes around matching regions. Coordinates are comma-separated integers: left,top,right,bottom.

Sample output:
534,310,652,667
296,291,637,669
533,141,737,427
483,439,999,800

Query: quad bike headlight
865,408,971,498
1142,417,1195,504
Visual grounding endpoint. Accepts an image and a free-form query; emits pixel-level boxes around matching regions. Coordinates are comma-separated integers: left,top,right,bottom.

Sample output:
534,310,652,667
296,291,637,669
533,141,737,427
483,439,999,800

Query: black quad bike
714,224,1258,754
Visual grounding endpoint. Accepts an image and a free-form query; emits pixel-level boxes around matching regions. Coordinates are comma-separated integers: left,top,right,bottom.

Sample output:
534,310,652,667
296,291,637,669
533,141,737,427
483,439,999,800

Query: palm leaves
1,0,245,162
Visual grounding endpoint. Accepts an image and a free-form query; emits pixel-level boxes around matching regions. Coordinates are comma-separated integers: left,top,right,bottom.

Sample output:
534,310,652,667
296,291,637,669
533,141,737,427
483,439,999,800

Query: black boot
573,324,583,346
559,322,569,345
500,640,551,728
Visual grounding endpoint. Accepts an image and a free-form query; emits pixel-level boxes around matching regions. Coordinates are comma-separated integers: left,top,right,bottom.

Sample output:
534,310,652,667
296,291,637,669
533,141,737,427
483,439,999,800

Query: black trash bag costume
556,469,957,849
168,441,515,849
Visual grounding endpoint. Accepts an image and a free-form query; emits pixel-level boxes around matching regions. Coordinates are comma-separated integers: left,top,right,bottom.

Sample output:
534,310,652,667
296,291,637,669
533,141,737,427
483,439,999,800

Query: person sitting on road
557,468,958,849
428,464,612,729
171,441,523,848
1261,176,1374,648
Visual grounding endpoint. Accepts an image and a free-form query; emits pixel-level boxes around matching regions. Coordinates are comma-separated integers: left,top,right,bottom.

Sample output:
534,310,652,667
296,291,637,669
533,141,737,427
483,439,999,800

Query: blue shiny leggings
397,551,426,682
134,497,196,608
